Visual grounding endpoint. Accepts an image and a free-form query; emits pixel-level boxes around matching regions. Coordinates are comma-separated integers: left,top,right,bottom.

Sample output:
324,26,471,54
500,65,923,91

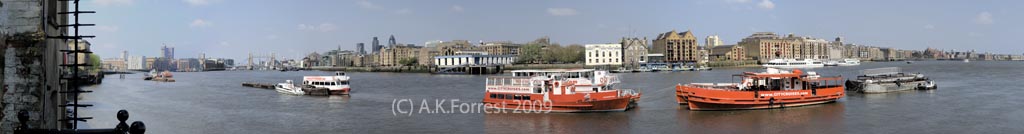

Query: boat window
339,81,349,85
524,96,531,100
513,95,522,100
490,94,496,98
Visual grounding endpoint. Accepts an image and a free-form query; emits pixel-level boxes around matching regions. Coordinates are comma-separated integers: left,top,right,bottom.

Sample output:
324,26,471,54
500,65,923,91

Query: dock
242,82,275,89
241,82,330,96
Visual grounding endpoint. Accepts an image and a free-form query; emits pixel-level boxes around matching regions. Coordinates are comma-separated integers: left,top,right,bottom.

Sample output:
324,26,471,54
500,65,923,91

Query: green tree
88,54,102,74
398,57,418,66
517,44,542,64
557,44,584,63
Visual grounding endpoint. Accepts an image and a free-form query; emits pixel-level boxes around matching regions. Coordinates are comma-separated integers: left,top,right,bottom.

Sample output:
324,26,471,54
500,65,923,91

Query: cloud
95,25,120,32
974,12,993,25
93,0,134,6
184,0,222,6
190,19,213,28
451,5,464,12
547,8,579,16
394,9,412,15
757,0,775,10
358,0,380,9
297,23,338,32
923,24,935,29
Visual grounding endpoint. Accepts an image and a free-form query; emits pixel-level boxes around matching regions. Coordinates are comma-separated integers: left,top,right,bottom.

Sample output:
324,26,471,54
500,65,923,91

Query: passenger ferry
675,68,845,110
303,72,351,95
837,59,861,66
483,69,641,112
845,67,936,93
761,59,825,68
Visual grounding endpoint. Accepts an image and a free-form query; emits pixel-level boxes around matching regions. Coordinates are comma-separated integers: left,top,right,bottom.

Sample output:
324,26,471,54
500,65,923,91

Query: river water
79,61,1024,133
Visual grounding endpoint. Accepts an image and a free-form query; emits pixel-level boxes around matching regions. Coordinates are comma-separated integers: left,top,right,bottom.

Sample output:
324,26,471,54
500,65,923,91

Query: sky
81,0,1022,61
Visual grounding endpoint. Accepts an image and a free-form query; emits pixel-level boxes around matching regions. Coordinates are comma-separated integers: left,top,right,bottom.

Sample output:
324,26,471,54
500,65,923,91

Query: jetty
241,82,331,96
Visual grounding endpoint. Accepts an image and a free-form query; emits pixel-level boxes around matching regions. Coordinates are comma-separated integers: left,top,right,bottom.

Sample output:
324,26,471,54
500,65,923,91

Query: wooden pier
241,82,330,96
242,82,275,89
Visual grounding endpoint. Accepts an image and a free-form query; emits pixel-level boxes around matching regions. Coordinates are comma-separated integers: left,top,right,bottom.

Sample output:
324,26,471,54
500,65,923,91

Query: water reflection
680,102,845,134
485,112,632,133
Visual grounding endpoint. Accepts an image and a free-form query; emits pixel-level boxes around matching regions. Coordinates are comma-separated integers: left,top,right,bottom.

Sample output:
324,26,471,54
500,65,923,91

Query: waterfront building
585,44,623,66
706,35,723,48
67,40,92,69
433,54,517,67
621,37,648,69
377,45,422,66
102,58,126,71
738,32,796,61
126,56,147,70
653,30,699,63
481,42,521,55
709,45,746,61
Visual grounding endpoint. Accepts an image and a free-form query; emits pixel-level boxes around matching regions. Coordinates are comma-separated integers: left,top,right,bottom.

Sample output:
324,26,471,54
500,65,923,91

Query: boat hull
846,80,930,93
482,92,639,113
678,85,844,110
329,88,351,95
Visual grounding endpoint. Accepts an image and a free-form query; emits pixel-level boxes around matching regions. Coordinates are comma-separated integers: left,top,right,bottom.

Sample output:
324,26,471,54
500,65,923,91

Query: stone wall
1,0,65,133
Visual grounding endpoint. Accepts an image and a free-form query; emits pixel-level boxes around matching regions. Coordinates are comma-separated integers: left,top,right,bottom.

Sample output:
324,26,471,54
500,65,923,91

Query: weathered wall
1,0,66,133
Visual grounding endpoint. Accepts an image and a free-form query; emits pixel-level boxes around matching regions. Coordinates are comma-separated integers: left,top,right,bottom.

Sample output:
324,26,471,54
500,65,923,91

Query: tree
398,57,418,66
517,44,542,64
88,54,102,74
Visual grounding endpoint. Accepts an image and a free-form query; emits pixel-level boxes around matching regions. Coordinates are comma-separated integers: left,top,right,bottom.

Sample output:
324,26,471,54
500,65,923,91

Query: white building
434,54,516,67
126,56,147,70
706,35,723,47
585,44,622,66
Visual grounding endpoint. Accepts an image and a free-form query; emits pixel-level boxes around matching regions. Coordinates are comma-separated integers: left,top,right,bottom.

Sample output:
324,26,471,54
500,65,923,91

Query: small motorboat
275,80,306,95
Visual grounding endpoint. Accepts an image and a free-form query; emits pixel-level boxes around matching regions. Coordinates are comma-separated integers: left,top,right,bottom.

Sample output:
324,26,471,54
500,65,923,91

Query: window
490,94,497,98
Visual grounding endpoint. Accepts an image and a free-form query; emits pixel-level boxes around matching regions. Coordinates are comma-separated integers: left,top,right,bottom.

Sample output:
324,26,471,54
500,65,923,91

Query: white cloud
547,8,578,16
923,24,935,29
394,9,412,15
297,23,338,32
757,0,775,10
452,5,464,12
93,0,134,6
974,12,994,25
95,25,120,32
358,0,380,9
183,0,221,6
190,19,213,28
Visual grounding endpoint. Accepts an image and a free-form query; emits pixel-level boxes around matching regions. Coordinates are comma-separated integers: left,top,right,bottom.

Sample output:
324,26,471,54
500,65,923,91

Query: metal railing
15,110,146,134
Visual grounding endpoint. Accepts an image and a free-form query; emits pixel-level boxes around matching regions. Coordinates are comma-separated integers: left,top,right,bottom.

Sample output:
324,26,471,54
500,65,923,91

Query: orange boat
676,68,844,110
483,69,641,112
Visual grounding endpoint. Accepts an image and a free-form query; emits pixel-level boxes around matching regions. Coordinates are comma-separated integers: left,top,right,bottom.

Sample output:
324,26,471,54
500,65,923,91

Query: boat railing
861,67,900,76
486,76,537,86
687,83,740,90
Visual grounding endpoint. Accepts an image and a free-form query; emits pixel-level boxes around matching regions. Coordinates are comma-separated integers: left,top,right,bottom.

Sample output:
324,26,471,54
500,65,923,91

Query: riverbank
310,66,431,73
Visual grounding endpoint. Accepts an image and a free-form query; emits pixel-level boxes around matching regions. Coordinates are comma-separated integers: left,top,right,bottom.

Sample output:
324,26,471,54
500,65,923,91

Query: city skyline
82,0,1021,60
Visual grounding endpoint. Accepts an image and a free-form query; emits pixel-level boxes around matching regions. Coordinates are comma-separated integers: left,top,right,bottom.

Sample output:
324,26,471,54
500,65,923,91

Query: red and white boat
303,72,351,95
483,69,641,112
676,68,845,110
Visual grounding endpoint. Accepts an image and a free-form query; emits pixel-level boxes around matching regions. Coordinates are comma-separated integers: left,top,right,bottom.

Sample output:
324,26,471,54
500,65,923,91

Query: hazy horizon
82,0,1022,60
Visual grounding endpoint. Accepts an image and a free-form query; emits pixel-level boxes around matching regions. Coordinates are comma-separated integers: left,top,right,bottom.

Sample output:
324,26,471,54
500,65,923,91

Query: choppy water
79,61,1024,133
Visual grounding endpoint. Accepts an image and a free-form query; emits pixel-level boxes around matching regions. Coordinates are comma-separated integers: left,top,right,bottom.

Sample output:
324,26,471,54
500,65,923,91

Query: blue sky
82,0,1021,61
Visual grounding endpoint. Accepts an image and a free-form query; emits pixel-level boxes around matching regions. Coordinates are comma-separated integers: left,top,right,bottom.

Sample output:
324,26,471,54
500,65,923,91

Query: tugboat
302,71,351,95
845,67,936,93
152,70,175,82
482,69,641,112
676,68,845,110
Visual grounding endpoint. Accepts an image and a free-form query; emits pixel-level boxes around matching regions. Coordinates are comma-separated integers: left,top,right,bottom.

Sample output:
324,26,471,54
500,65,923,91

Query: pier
241,82,330,96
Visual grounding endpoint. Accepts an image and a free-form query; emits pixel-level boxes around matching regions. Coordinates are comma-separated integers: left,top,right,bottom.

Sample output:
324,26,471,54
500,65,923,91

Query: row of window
588,59,620,63
489,93,532,100
307,81,349,86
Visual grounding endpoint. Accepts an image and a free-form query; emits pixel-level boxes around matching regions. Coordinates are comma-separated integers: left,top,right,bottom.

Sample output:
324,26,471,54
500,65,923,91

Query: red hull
329,89,350,95
679,86,844,110
482,92,639,113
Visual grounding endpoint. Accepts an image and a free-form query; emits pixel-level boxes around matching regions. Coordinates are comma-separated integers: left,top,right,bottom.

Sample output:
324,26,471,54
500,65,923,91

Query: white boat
761,59,825,68
275,80,305,95
636,66,652,72
963,59,970,63
823,60,839,66
303,71,352,95
838,59,861,66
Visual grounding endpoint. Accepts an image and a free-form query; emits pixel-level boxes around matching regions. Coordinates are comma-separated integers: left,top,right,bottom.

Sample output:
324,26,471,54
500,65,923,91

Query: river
79,61,1024,133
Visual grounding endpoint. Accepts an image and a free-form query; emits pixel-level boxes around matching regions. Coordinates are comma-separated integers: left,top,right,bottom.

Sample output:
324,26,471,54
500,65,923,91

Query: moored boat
303,71,351,95
837,59,860,66
845,67,936,93
482,69,641,112
761,59,825,68
676,68,845,110
152,70,175,82
275,80,306,95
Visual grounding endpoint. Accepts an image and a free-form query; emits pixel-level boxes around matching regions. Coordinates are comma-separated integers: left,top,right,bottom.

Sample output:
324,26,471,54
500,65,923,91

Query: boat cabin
732,68,843,91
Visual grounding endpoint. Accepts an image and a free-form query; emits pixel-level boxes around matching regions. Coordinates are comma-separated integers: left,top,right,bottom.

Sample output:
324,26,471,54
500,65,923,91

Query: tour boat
482,69,642,112
303,72,351,95
275,80,306,95
761,59,825,68
823,60,839,66
837,59,861,66
845,67,936,93
675,68,845,110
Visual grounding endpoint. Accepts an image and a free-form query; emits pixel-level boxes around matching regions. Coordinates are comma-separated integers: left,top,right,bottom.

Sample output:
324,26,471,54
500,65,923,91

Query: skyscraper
356,43,366,55
160,44,175,59
388,35,397,47
372,37,381,53
705,35,723,47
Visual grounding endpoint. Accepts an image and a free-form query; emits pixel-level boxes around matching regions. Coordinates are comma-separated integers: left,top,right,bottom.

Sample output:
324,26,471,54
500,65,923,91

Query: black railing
14,110,145,134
